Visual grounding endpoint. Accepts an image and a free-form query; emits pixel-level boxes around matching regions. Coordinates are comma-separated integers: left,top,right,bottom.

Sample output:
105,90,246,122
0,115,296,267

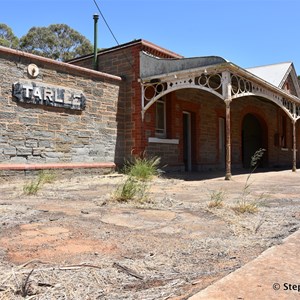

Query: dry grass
207,190,225,209
0,260,111,299
23,171,56,195
232,202,259,214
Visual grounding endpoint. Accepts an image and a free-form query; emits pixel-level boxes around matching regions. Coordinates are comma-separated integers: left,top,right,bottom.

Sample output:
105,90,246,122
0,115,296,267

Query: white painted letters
22,85,33,98
44,89,53,101
12,81,85,110
33,87,42,99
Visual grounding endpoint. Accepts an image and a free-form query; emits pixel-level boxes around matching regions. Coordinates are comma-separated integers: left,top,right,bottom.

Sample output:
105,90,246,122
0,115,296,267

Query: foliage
114,176,148,203
39,170,56,184
113,154,162,203
23,170,56,195
232,148,266,214
0,24,19,48
0,23,93,61
23,177,42,195
207,190,225,209
249,148,266,169
123,154,161,181
16,24,93,61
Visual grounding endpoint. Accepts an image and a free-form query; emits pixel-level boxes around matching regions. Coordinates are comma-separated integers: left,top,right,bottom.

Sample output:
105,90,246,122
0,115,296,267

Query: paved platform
189,230,300,300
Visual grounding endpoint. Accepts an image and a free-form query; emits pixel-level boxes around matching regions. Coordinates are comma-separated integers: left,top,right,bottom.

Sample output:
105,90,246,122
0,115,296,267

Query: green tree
0,24,19,48
19,24,93,61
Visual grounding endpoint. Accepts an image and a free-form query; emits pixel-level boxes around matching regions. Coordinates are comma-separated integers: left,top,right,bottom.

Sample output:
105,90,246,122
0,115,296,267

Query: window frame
155,97,166,138
280,114,287,149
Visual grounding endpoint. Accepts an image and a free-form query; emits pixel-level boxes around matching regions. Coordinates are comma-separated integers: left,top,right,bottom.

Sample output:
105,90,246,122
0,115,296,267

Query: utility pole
93,14,99,70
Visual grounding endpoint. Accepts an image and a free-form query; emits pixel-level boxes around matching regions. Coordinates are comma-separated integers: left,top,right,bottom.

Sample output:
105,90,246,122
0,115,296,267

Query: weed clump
123,154,161,181
23,170,56,195
207,190,226,209
232,202,259,214
114,154,162,203
114,176,147,202
232,148,266,214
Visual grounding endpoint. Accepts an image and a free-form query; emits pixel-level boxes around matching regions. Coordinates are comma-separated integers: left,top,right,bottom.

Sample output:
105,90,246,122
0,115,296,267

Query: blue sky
2,0,300,72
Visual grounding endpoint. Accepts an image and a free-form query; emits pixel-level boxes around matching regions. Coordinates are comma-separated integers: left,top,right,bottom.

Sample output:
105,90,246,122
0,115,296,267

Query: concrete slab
189,229,300,300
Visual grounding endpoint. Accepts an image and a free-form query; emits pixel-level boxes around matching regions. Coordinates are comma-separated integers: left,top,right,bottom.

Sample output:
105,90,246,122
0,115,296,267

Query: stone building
70,39,300,178
1,39,300,178
0,46,121,174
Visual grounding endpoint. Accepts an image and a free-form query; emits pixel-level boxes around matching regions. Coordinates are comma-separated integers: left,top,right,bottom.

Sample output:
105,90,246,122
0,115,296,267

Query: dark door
242,114,263,168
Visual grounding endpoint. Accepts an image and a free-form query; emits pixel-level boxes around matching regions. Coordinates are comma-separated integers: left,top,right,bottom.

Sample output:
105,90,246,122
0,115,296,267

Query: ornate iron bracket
141,68,300,122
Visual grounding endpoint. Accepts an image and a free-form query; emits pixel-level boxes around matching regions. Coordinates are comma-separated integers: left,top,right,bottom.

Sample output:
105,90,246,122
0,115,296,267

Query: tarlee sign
12,81,86,110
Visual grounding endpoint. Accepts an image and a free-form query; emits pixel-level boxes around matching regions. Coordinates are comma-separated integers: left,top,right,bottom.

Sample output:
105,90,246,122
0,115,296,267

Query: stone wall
0,47,122,168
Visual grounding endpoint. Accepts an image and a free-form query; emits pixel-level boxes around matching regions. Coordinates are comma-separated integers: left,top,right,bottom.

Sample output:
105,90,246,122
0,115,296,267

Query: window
155,98,166,138
281,115,287,148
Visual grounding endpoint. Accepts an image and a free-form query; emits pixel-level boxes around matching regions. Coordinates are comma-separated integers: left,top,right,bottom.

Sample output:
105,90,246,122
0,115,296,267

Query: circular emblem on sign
27,64,39,78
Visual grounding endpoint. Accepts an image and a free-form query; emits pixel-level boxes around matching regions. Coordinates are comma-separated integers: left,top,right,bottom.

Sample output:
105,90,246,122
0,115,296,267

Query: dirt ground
0,169,300,299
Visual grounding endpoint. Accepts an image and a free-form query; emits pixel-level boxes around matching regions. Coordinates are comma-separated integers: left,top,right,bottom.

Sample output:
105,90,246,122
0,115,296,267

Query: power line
91,0,135,72
92,0,120,46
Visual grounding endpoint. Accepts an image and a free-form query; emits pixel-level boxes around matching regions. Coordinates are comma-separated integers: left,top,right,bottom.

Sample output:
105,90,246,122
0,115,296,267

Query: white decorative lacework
141,69,300,120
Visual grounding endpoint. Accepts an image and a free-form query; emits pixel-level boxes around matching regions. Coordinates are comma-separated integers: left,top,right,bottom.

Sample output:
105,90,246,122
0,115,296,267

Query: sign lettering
12,82,86,110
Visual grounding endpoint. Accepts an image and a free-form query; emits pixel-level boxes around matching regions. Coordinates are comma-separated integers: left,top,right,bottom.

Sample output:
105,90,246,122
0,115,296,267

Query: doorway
183,112,192,171
242,113,263,168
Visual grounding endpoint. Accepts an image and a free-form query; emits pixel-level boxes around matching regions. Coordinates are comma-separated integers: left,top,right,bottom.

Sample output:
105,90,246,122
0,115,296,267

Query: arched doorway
242,114,265,168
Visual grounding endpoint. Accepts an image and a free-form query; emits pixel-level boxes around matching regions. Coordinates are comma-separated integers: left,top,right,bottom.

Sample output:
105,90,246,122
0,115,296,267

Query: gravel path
0,169,299,299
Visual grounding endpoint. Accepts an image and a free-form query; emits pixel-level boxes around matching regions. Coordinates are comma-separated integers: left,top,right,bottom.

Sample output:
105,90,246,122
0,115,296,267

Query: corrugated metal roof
140,52,228,79
246,62,292,88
